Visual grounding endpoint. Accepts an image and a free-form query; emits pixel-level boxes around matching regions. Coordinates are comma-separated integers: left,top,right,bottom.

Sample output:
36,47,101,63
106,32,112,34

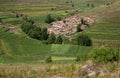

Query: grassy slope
0,0,120,63
80,1,120,46
0,29,92,63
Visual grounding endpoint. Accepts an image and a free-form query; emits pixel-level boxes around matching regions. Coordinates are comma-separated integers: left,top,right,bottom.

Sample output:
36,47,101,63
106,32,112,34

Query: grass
0,29,92,63
0,0,120,64
83,23,120,40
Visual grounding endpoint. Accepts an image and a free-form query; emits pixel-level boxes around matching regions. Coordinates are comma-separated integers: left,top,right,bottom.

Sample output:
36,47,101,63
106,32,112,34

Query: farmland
0,0,120,77
0,0,119,62
0,0,119,63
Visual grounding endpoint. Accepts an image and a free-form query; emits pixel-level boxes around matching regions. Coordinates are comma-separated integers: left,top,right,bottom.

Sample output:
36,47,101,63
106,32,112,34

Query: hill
0,28,92,63
82,1,120,23
0,0,120,63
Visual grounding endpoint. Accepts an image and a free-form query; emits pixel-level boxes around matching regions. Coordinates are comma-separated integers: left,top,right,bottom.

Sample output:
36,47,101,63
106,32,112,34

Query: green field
0,0,120,63
0,29,92,63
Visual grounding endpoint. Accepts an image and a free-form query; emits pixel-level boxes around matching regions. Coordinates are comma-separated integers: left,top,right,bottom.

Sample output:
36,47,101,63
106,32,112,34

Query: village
48,15,95,36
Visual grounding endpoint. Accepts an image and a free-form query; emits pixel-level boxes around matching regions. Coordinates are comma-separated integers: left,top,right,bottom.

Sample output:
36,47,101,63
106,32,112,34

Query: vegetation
46,34,56,44
55,36,63,44
20,18,49,41
45,56,52,63
77,24,82,32
75,56,80,62
45,14,55,24
89,46,118,63
76,34,92,46
0,0,120,77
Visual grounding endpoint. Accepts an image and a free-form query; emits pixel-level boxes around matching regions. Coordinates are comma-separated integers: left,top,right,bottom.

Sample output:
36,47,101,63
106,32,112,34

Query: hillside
0,28,92,63
82,1,120,23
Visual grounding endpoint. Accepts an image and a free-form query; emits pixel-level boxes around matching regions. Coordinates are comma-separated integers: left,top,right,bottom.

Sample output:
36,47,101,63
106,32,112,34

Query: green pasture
0,29,92,63
83,23,120,40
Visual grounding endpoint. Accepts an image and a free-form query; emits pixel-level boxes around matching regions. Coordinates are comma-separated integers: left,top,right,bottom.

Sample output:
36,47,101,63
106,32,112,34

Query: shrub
45,56,52,63
75,56,80,62
45,14,54,24
41,28,49,40
55,36,63,44
47,34,56,44
76,34,92,46
77,24,82,32
89,46,118,63
0,18,2,23
56,17,62,21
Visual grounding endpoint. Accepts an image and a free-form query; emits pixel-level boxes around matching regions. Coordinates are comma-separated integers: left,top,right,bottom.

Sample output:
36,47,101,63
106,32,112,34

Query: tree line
20,16,63,44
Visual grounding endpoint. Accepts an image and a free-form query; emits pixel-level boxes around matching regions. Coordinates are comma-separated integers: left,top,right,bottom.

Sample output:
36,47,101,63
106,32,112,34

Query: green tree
56,17,62,21
20,22,33,34
76,34,92,46
45,56,52,63
72,4,74,8
89,46,118,63
0,18,2,23
45,14,54,24
75,56,80,62
55,36,63,44
47,34,56,44
41,28,49,40
77,24,82,32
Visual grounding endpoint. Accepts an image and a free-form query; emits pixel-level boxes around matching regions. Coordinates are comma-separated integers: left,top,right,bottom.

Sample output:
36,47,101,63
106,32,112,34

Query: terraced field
0,0,120,63
0,29,92,63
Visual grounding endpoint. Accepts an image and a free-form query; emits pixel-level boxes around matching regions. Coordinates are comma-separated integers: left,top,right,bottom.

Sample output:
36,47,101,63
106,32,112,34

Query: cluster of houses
48,15,95,36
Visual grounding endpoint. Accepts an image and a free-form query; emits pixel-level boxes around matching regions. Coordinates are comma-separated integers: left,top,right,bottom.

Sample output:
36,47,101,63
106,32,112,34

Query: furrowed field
0,30,92,63
0,0,120,78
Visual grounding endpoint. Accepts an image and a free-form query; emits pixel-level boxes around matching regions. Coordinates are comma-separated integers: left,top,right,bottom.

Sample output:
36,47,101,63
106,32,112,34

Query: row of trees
20,16,63,44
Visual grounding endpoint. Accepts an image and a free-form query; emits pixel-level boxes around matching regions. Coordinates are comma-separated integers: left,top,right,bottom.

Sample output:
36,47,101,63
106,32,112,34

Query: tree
41,28,49,40
75,56,80,62
55,36,63,44
76,34,92,46
45,56,52,63
0,18,2,23
91,4,95,8
27,27,42,39
47,34,56,44
57,16,62,21
87,4,90,7
77,24,82,32
20,22,33,34
72,4,74,8
45,14,54,24
89,46,118,63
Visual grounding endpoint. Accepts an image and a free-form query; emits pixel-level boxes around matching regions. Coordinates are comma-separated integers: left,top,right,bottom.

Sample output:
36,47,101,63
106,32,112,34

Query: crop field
0,29,92,63
0,0,120,64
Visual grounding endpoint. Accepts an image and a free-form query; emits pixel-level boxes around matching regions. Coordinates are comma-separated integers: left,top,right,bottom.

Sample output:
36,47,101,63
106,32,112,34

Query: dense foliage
20,17,49,41
76,34,92,46
77,24,82,32
55,36,63,44
46,34,56,44
45,56,52,63
45,14,55,24
89,46,118,63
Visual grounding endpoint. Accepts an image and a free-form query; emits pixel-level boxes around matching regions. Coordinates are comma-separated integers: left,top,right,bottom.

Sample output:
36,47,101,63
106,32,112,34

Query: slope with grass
0,27,92,63
0,0,120,64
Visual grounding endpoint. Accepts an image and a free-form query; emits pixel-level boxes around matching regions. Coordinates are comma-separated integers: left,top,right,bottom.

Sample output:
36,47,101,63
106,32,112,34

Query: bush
46,34,56,44
0,18,2,23
89,46,118,63
77,24,82,32
76,34,92,46
45,14,54,24
55,36,63,44
45,56,52,63
75,56,80,62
